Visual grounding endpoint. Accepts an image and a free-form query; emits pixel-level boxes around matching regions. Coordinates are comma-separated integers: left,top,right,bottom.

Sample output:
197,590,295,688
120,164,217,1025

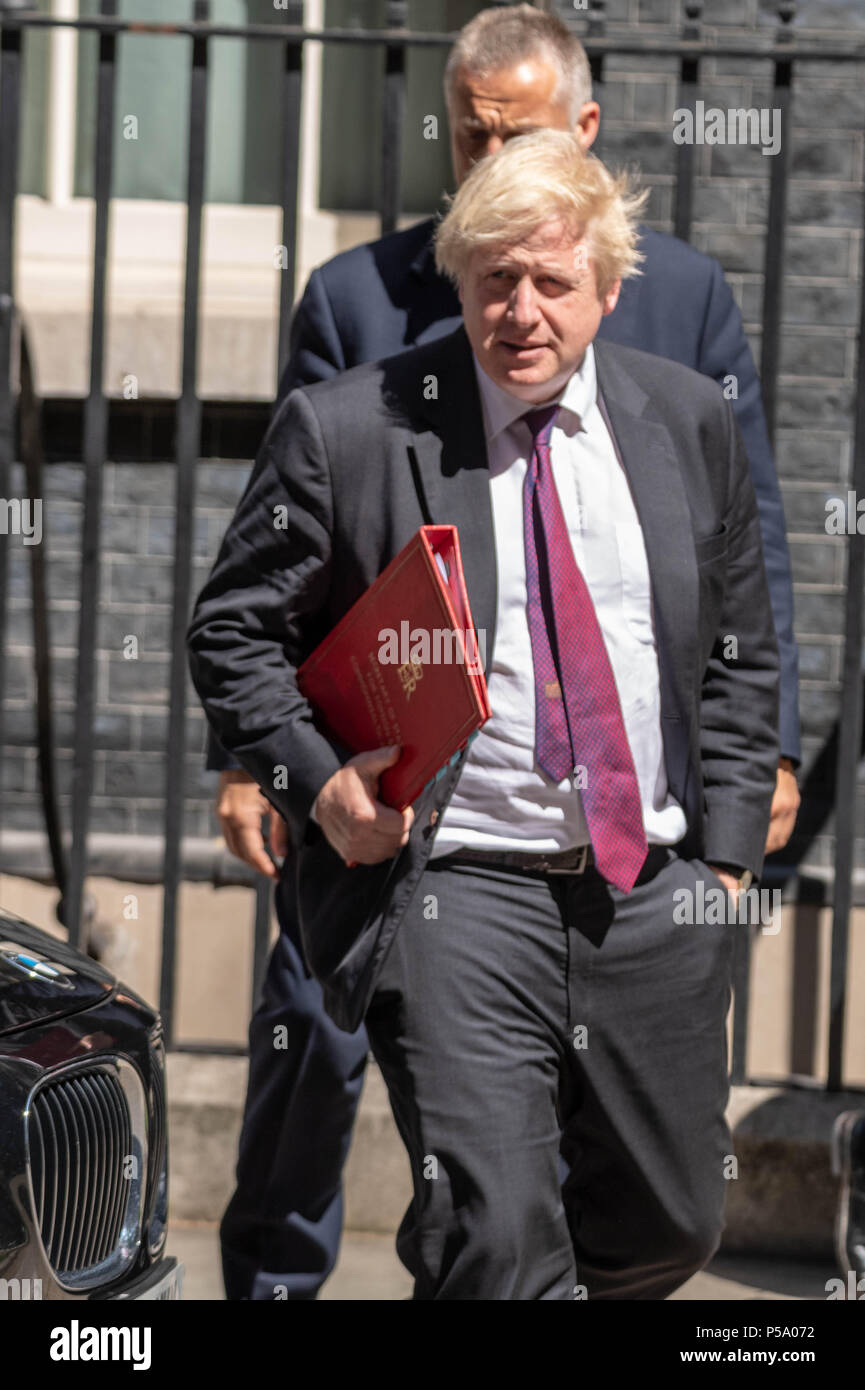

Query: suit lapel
593,341,698,803
407,328,499,669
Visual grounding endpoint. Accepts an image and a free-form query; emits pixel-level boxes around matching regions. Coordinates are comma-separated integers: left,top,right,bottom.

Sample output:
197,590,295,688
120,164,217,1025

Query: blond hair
444,4,592,123
434,129,647,299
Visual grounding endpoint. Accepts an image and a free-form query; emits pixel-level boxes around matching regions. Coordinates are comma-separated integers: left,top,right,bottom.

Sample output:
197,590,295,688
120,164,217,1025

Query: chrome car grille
26,1060,147,1290
147,1044,165,1195
146,1038,168,1255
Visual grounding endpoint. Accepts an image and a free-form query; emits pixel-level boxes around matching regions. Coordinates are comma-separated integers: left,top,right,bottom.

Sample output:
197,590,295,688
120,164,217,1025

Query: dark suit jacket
206,217,798,770
188,328,780,1032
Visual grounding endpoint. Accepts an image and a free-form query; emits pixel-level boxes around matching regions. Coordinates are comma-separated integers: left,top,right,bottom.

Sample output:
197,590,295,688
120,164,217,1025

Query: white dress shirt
432,343,687,856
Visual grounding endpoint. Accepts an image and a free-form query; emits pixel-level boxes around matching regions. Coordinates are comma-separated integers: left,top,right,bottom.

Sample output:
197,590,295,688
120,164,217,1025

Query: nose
507,276,540,328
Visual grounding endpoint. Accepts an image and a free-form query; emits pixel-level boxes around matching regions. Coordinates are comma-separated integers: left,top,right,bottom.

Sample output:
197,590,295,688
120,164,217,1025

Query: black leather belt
444,844,594,875
441,844,672,883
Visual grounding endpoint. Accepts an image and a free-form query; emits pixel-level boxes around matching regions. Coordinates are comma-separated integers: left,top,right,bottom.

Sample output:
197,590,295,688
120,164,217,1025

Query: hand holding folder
297,525,491,812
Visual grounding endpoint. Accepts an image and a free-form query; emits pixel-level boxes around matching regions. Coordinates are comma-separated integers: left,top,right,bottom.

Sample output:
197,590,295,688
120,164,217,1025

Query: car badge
0,941,76,988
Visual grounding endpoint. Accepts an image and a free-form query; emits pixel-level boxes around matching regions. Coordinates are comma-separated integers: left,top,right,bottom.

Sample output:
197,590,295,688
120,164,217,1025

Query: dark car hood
0,909,116,1036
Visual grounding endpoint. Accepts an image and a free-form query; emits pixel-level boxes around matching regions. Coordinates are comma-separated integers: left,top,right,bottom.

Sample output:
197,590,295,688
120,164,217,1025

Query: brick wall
4,0,865,873
5,459,250,842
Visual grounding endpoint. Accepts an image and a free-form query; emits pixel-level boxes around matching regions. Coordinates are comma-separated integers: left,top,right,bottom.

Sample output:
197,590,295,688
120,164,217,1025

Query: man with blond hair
207,2,798,1305
189,129,779,1299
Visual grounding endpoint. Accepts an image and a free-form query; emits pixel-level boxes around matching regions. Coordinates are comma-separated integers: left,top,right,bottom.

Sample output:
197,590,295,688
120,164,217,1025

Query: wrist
709,863,754,893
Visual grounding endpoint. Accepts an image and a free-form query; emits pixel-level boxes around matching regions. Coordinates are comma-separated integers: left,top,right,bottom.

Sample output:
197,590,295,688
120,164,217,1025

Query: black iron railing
0,0,863,1091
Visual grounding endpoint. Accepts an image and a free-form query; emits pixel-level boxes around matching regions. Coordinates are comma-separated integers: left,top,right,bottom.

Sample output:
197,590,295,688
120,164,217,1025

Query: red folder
297,525,491,810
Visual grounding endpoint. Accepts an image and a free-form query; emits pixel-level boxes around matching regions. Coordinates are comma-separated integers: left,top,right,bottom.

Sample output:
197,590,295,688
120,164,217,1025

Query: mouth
497,341,549,360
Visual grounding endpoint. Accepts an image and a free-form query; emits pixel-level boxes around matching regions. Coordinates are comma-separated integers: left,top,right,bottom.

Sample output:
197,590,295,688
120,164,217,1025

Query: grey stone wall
5,459,251,841
4,0,865,873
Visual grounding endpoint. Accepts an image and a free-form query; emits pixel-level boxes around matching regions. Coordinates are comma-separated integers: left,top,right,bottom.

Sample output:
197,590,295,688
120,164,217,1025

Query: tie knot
522,405,558,447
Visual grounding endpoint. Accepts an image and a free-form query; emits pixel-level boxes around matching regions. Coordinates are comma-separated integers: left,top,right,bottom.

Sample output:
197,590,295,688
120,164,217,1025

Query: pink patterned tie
522,405,648,894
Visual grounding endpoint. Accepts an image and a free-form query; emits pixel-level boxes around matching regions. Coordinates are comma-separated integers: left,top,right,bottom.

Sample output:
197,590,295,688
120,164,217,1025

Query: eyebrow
483,260,578,281
458,116,540,134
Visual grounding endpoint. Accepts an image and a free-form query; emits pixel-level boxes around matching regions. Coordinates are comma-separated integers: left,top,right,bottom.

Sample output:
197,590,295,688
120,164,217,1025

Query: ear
575,102,600,152
601,278,621,316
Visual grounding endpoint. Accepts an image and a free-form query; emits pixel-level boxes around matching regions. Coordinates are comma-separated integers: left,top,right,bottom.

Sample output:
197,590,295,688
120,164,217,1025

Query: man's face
459,220,620,404
448,57,598,185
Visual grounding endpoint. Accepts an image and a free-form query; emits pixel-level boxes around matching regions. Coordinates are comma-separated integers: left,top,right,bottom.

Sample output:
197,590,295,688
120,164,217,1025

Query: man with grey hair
208,3,799,1301
444,1,593,123
442,5,598,193
190,128,779,1298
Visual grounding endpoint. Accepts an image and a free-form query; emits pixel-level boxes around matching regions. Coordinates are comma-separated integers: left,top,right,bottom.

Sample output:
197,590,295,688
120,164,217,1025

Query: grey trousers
364,849,736,1301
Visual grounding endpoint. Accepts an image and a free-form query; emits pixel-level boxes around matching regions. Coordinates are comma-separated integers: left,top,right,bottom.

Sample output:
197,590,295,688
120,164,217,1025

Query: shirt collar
472,342,597,445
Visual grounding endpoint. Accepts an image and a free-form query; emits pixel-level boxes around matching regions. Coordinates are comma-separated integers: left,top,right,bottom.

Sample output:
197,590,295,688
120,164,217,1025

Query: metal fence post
0,2,26,836
65,0,118,949
673,2,703,244
380,0,407,237
827,151,865,1093
276,0,304,391
760,1,796,445
160,0,211,1045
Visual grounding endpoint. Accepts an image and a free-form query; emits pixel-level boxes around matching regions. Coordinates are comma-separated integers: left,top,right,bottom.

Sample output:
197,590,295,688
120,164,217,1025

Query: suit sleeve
205,268,348,776
697,260,800,764
700,399,781,880
281,268,347,391
189,389,344,840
